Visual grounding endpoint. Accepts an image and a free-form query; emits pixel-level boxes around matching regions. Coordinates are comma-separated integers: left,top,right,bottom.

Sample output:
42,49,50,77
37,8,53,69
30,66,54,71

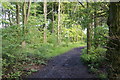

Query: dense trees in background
1,2,87,78
1,1,120,79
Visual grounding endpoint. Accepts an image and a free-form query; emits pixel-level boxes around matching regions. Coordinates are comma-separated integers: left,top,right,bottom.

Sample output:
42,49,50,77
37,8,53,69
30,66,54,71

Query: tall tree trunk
43,0,47,43
23,2,26,25
87,2,91,54
8,10,12,26
2,8,4,27
22,2,27,48
22,0,31,48
4,11,6,28
107,2,120,78
16,3,20,25
26,0,31,24
52,3,54,33
94,5,98,48
34,2,36,17
57,0,61,44
87,24,91,54
23,0,31,25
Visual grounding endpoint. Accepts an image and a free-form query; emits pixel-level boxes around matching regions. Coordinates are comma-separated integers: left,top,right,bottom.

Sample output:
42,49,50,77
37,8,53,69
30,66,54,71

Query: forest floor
27,47,95,78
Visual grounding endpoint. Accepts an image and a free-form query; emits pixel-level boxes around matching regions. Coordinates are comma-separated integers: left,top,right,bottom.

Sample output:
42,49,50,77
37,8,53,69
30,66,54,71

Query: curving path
27,47,95,78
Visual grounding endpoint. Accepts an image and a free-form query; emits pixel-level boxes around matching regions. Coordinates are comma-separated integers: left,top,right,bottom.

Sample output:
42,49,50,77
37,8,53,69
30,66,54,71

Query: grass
2,41,86,78
45,42,86,59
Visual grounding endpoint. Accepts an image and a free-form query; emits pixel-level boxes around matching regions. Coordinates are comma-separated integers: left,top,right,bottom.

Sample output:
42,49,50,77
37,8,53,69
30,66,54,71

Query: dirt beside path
27,47,95,78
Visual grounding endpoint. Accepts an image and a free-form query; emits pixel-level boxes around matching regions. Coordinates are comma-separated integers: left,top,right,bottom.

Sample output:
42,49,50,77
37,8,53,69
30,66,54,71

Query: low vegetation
1,1,120,79
81,47,107,79
2,25,86,78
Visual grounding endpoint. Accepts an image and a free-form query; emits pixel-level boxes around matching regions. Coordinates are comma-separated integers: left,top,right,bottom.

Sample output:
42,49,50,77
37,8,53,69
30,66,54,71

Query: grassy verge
45,42,86,59
2,41,86,78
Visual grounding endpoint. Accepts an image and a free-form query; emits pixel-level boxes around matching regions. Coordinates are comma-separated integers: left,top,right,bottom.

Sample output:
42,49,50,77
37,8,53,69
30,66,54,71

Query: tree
16,2,20,25
52,3,54,33
57,0,61,44
107,2,120,78
22,1,31,25
43,0,47,43
86,3,92,54
22,0,31,47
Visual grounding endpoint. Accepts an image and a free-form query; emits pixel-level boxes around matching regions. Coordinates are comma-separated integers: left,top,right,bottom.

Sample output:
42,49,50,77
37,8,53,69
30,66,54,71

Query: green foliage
81,47,106,66
2,25,85,78
81,47,107,78
47,34,57,45
93,25,108,46
2,25,23,74
2,2,108,79
2,26,47,78
98,73,107,79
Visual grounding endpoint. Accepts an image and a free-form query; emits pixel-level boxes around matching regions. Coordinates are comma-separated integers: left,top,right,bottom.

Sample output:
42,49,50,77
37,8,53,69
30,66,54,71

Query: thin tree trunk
22,0,31,47
107,2,120,78
8,10,12,26
52,3,54,33
34,2,36,17
4,11,6,28
43,0,47,43
23,2,26,25
16,3,20,25
23,0,31,25
87,24,91,54
57,0,61,44
94,5,98,47
11,10,14,25
22,2,27,48
2,8,4,27
26,0,31,23
87,2,91,54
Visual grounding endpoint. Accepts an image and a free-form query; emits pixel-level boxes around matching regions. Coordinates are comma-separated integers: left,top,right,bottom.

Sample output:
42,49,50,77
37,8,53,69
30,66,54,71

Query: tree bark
34,2,36,17
107,2,120,78
22,0,31,48
2,8,4,27
43,0,47,43
52,3,54,33
87,24,91,54
22,2,27,48
57,0,61,44
4,11,6,28
94,5,98,48
23,0,31,25
8,10,12,26
23,2,26,25
87,2,91,54
26,0,31,24
16,3,20,25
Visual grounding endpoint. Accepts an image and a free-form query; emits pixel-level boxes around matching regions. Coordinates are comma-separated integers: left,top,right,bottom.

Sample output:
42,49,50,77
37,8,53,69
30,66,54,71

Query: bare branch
77,0,85,8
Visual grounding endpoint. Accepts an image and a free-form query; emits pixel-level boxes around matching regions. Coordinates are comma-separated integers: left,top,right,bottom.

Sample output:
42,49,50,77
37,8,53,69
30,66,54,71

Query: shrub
2,26,48,78
81,47,107,67
81,46,107,78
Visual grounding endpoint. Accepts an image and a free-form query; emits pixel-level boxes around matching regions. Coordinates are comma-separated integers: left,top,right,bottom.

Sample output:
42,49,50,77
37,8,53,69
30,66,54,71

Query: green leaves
81,47,107,78
81,47,107,65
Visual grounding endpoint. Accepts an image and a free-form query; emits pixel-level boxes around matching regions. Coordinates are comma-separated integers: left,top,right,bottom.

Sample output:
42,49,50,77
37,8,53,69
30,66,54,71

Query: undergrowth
81,47,107,79
2,25,86,78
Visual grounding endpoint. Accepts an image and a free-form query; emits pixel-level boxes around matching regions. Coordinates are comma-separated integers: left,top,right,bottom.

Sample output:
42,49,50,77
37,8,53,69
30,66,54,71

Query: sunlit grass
45,42,86,59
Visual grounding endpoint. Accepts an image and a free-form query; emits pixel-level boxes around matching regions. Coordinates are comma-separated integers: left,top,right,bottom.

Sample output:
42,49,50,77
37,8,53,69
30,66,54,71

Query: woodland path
28,47,95,78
